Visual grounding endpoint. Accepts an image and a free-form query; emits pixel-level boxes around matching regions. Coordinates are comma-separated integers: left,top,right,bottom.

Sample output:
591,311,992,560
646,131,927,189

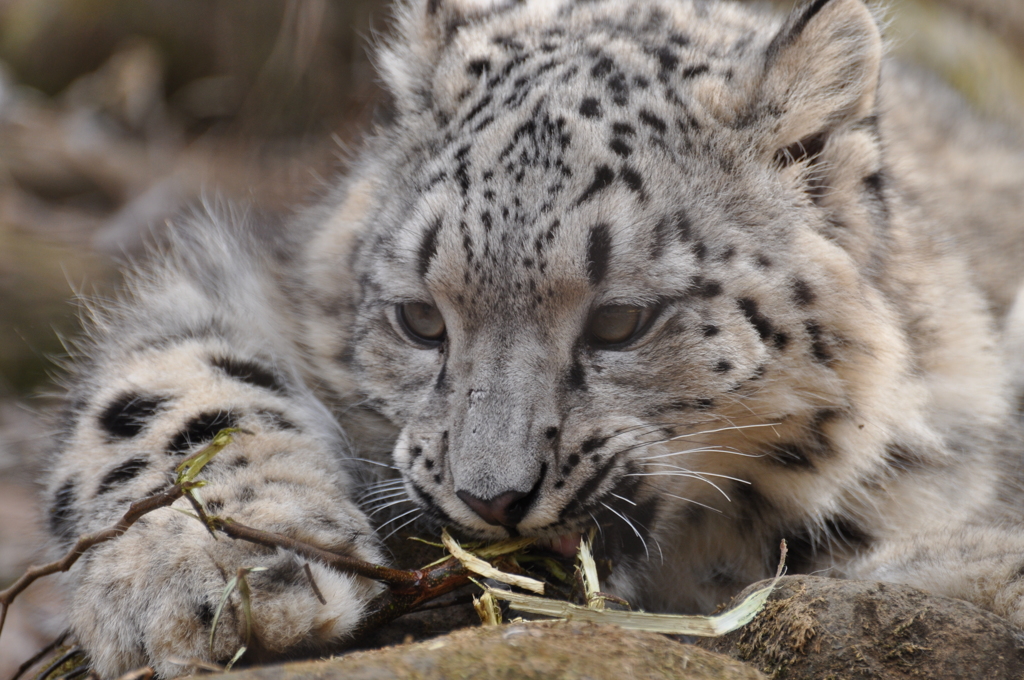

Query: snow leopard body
43,0,1024,675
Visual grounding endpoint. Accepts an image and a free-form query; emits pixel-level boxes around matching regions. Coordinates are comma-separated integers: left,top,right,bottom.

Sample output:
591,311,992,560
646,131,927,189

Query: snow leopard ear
377,0,524,117
753,0,882,161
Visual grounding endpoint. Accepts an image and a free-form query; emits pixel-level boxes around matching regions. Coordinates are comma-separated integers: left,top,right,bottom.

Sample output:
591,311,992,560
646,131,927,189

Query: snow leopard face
312,0,891,562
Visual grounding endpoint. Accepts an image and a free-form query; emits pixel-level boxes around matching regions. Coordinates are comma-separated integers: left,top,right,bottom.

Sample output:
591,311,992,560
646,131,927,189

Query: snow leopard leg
45,211,382,678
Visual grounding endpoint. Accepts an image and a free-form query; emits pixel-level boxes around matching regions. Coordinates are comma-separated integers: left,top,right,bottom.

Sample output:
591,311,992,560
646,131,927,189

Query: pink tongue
551,533,582,557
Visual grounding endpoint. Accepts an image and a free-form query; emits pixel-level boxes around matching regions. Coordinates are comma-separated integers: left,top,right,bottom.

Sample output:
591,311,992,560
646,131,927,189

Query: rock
222,621,764,680
699,575,1024,679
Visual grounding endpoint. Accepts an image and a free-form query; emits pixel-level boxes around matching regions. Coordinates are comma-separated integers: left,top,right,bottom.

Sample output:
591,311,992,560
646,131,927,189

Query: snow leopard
43,0,1024,675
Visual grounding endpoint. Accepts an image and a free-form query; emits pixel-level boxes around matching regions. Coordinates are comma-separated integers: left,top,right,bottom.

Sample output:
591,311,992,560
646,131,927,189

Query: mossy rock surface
700,575,1024,679
220,620,764,680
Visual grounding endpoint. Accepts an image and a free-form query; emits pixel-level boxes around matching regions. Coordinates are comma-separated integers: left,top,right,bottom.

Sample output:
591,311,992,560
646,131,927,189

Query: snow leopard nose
456,489,531,528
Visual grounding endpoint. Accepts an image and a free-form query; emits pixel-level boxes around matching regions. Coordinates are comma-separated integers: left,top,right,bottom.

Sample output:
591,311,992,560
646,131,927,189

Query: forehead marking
577,165,616,205
586,223,613,287
417,218,443,279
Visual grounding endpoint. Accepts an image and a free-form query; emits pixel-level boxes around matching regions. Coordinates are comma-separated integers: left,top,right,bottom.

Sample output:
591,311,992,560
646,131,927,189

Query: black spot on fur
693,277,722,298
693,242,707,260
579,97,602,118
49,478,78,541
97,457,149,495
611,122,635,136
211,356,287,393
864,171,885,197
773,331,790,350
768,443,816,469
567,454,580,467
792,279,815,306
98,392,167,439
609,138,632,157
591,56,615,78
607,73,629,105
417,218,443,278
581,436,608,453
885,442,928,472
655,47,678,75
620,166,644,197
586,223,612,286
167,410,238,456
239,486,257,503
563,458,617,516
454,144,471,193
566,359,587,391
638,109,667,134
737,298,775,342
463,94,493,125
577,165,615,205
804,320,832,363
702,324,720,337
467,59,490,77
197,600,215,628
546,426,559,440
681,64,710,78
715,360,732,373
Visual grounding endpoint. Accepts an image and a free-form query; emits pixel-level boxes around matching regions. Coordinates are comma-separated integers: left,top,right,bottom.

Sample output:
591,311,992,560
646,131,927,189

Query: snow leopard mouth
536,533,583,557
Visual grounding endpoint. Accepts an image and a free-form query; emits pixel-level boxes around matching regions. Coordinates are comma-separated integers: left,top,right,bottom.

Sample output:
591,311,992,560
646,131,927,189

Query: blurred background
0,0,1021,672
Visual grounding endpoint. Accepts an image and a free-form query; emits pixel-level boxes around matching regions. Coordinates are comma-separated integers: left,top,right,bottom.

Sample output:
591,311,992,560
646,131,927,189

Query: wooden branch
207,517,429,589
0,485,186,639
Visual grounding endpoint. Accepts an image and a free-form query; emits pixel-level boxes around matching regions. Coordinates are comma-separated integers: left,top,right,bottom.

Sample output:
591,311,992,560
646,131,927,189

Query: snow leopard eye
588,304,657,348
397,302,446,346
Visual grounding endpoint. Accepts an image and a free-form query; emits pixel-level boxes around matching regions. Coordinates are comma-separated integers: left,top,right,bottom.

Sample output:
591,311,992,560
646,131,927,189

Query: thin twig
0,485,186,639
303,563,327,605
207,516,426,589
11,629,70,680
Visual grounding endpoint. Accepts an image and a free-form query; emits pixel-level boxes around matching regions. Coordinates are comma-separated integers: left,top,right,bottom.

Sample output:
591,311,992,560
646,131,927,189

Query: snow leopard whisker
609,492,637,506
587,511,606,541
368,498,415,516
663,493,725,514
638,463,751,485
357,480,407,500
359,477,406,490
380,512,424,543
638,447,761,461
376,507,421,532
615,422,782,457
362,489,411,506
625,472,736,501
349,457,400,470
600,502,651,561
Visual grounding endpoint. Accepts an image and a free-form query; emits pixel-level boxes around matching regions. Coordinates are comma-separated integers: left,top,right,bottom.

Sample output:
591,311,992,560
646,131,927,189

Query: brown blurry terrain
0,0,1021,674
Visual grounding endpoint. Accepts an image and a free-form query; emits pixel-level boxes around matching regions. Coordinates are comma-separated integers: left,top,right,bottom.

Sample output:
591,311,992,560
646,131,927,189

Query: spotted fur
46,0,1024,675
